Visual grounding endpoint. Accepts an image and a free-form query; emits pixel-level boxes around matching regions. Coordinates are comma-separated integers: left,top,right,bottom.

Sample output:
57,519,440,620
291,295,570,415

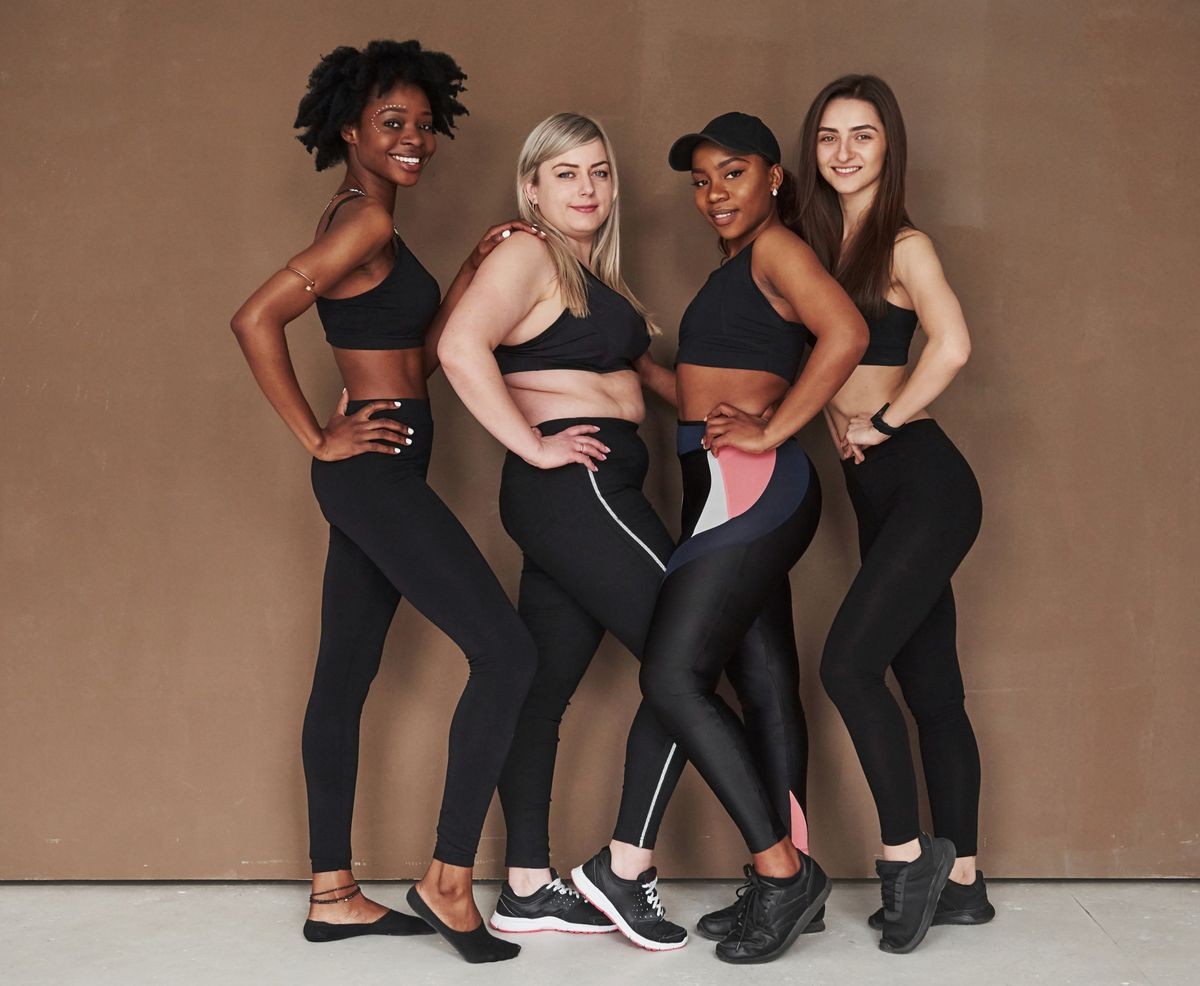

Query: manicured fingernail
501,229,511,238
392,447,401,454
393,401,402,407
408,428,415,435
405,438,412,445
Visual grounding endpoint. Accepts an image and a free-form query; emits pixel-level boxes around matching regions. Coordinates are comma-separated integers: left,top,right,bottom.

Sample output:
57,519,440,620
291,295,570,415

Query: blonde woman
439,113,687,951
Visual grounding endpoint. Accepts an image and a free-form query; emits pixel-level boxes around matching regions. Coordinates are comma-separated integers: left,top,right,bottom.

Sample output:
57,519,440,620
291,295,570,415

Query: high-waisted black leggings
304,400,536,871
820,419,982,855
640,423,822,855
496,419,685,868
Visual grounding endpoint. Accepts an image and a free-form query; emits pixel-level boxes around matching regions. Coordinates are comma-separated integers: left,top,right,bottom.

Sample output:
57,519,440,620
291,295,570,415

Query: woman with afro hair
231,39,549,963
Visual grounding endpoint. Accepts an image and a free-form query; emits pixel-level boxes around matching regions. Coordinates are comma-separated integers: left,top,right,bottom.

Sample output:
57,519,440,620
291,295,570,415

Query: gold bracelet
285,266,316,292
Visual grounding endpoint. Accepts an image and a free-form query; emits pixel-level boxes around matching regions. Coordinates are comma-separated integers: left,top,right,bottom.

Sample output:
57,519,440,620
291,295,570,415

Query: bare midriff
677,364,790,421
826,363,930,437
505,368,645,426
334,347,428,401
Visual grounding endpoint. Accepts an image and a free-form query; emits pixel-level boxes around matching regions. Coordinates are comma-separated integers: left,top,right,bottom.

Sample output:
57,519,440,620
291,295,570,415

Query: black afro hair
293,39,468,171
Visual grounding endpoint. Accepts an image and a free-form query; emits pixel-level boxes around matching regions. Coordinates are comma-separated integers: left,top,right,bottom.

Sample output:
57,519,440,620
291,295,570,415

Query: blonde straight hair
516,112,656,332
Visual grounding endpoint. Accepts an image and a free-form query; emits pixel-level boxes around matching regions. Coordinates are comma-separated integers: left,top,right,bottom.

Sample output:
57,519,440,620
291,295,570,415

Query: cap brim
667,133,709,171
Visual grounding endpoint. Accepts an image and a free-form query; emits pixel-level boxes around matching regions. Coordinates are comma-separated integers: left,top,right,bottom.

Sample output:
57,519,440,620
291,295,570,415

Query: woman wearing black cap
628,113,866,964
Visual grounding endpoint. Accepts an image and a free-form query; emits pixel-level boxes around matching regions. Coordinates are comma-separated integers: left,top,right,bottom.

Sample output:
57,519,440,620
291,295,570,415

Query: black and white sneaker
868,869,995,930
489,870,616,934
875,832,956,953
571,848,688,951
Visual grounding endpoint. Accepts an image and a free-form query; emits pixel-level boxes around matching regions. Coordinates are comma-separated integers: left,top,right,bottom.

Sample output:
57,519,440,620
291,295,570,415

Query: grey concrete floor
1,880,1196,985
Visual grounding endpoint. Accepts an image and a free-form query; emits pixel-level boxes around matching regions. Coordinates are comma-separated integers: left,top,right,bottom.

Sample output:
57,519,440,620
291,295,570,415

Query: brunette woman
230,40,541,964
797,74,991,954
439,112,690,952
630,113,867,964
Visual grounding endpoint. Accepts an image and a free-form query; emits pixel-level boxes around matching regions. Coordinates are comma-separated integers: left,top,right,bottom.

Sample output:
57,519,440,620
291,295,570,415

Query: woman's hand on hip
704,403,772,456
313,390,414,461
843,413,890,460
527,424,608,472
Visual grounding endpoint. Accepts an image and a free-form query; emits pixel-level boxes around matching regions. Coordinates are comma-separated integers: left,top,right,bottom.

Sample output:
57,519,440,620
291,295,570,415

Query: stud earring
771,187,778,197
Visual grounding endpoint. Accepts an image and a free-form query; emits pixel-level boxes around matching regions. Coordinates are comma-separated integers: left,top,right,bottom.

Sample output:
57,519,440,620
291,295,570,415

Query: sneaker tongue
635,866,658,883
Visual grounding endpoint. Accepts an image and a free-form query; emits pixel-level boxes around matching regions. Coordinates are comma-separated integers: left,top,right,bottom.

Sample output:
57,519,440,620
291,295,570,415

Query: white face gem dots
370,104,408,135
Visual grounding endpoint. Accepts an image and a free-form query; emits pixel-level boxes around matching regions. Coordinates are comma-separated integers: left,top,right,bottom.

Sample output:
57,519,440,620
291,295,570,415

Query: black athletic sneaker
868,869,995,930
714,856,831,965
571,848,688,951
696,872,826,941
489,870,616,934
874,832,956,954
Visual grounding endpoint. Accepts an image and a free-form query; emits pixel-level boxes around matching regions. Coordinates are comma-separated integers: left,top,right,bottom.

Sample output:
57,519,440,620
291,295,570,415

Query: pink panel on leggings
790,791,809,854
718,447,775,519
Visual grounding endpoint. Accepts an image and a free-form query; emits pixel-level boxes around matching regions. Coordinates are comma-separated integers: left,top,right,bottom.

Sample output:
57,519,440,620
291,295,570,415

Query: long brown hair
794,75,913,317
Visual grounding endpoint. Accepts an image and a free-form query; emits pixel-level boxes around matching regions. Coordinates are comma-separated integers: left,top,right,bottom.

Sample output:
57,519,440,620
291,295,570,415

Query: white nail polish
501,229,511,238
393,401,402,407
405,438,412,445
392,447,401,454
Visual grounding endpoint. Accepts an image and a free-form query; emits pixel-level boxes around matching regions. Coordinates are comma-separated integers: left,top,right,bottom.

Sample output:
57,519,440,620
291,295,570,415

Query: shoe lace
735,866,766,948
640,875,665,918
547,877,581,899
880,870,905,917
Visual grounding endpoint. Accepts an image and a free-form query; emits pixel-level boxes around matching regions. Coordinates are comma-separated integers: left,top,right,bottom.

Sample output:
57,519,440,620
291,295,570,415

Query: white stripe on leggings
585,468,672,845
639,743,678,847
586,470,667,572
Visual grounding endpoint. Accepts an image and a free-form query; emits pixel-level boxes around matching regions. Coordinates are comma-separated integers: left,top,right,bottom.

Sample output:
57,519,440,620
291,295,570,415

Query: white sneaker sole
570,864,688,952
489,911,616,935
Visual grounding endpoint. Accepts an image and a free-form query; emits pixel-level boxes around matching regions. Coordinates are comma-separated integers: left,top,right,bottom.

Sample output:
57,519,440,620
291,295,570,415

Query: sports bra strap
323,188,366,232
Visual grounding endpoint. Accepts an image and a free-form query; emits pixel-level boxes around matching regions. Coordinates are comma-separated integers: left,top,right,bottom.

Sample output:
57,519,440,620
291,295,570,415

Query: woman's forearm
879,336,969,426
231,314,325,454
762,334,863,446
423,261,477,378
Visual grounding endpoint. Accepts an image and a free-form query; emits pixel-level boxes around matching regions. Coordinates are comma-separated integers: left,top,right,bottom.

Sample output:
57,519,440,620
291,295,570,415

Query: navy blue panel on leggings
304,399,535,870
639,424,821,854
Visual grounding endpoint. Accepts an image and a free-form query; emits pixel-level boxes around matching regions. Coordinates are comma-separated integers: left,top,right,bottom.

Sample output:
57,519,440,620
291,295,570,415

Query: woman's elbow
436,332,472,381
943,338,971,369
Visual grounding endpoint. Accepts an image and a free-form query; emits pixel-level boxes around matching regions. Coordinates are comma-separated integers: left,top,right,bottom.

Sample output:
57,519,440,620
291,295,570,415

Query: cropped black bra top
315,238,440,350
860,302,918,366
676,239,814,382
494,267,649,375
313,193,440,351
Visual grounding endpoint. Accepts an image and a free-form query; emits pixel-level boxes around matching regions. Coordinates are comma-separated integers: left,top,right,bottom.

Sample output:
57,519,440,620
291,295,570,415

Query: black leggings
820,419,982,855
496,419,684,868
640,423,821,854
304,400,536,871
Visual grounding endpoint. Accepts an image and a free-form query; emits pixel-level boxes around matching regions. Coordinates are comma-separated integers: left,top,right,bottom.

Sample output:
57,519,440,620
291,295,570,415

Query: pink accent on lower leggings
789,792,809,854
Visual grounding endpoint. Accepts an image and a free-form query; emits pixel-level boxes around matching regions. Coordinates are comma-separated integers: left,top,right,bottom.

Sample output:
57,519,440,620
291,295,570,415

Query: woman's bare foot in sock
308,870,389,924
415,860,482,932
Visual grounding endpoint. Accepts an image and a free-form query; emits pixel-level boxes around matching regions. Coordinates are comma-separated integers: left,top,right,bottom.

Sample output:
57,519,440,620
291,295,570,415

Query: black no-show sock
406,885,521,963
303,909,434,942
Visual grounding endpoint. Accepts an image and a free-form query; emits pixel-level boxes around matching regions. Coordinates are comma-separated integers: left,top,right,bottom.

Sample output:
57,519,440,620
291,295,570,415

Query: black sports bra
676,239,814,382
494,266,649,375
860,302,918,366
314,193,441,351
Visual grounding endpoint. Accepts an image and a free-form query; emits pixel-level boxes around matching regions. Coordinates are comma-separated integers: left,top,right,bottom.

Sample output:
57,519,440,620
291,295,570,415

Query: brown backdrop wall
2,0,1196,880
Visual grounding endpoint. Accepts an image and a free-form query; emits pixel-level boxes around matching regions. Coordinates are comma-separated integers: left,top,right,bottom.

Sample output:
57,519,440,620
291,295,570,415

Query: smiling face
525,138,614,241
815,97,887,198
342,82,437,187
689,141,782,243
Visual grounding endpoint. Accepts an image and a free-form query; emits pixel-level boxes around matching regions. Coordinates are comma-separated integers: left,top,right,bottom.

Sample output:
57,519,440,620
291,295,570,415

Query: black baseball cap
668,112,781,171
